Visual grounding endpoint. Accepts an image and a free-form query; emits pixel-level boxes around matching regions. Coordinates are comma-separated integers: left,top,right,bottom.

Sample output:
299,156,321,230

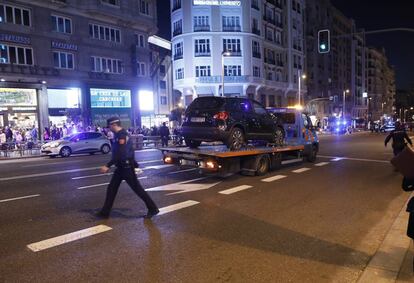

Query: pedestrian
159,122,170,147
97,117,159,219
385,121,413,157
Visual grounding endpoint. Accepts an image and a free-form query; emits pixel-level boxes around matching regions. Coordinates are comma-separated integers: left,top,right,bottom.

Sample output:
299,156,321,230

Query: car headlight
49,141,61,148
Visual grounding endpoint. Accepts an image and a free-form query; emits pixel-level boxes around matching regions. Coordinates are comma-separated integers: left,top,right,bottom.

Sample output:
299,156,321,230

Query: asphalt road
0,132,411,282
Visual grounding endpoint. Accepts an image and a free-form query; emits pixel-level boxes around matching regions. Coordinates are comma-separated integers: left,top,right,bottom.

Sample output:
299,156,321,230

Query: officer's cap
107,117,121,126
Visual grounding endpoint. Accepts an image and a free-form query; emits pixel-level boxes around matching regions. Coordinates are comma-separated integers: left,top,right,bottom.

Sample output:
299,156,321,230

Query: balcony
172,4,181,12
173,29,182,37
276,61,284,67
252,28,261,36
263,16,276,26
265,58,276,65
195,75,249,84
194,25,210,32
253,52,261,59
174,53,183,60
275,21,283,29
223,25,241,32
195,51,211,57
266,0,283,10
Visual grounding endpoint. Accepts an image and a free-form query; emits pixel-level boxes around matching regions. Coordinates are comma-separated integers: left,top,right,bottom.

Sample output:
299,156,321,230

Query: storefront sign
0,64,60,76
193,0,241,6
0,88,37,106
0,107,8,111
91,108,131,128
51,41,78,51
12,107,37,111
0,33,31,45
47,88,81,109
90,88,131,108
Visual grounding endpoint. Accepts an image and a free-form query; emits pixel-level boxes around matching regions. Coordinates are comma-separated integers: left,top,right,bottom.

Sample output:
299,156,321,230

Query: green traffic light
320,44,326,50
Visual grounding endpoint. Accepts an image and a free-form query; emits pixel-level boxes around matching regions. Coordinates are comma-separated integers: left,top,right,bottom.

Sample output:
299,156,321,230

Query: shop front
0,88,38,129
47,88,82,127
89,88,132,128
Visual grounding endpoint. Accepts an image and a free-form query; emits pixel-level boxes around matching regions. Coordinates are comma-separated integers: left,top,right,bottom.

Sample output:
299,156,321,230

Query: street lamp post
343,89,349,119
381,102,386,116
221,51,231,97
297,70,306,106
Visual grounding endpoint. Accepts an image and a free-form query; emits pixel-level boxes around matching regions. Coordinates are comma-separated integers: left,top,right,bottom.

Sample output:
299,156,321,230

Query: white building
170,0,306,108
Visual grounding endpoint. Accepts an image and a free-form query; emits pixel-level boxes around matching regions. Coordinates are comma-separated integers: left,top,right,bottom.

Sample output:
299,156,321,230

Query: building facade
170,0,306,108
0,0,157,136
366,47,395,121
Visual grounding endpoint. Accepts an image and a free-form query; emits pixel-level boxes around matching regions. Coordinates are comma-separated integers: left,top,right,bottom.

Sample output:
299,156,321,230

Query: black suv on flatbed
181,97,285,150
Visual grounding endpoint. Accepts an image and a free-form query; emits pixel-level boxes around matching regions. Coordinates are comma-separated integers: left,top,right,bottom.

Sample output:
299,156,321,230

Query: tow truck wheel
273,127,285,146
227,127,245,151
306,145,318,163
185,139,201,148
256,155,270,176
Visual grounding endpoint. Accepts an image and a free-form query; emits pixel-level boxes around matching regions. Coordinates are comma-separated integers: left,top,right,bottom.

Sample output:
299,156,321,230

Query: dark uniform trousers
101,166,158,214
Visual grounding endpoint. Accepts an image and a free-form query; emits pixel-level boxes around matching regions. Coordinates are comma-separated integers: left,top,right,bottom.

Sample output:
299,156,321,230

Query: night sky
156,0,414,90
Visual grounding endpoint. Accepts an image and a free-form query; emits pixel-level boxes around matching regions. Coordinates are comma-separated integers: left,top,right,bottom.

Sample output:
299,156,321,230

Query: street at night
1,132,413,282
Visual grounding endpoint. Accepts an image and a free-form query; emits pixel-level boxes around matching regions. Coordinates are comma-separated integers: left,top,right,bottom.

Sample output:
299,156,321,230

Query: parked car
41,132,111,157
181,97,285,150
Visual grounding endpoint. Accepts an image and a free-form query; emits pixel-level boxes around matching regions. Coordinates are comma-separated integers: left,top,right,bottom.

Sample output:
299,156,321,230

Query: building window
266,27,274,42
252,18,260,35
137,62,146,77
222,16,241,32
159,65,166,75
0,44,33,65
195,66,211,77
135,34,146,47
160,96,167,105
51,15,72,34
0,4,30,26
91,56,123,74
251,0,259,10
253,66,260,78
101,0,120,6
224,65,241,76
223,38,241,56
194,39,211,57
175,68,184,80
252,40,261,58
89,23,121,43
193,16,210,32
53,51,74,69
140,0,150,15
174,42,183,60
172,0,181,12
160,80,166,89
173,19,182,37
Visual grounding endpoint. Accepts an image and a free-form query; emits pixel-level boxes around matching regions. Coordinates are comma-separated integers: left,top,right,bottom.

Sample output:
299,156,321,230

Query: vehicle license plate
191,117,205,123
181,160,197,166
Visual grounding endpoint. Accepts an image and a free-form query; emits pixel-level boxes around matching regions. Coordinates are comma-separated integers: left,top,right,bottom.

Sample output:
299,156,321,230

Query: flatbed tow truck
160,108,319,177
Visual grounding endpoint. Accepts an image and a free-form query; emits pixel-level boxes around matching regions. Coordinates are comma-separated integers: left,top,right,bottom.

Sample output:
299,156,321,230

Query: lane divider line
27,225,112,252
219,185,253,195
0,194,40,203
158,200,200,216
314,162,329,167
261,175,287,183
21,160,82,168
72,173,113,180
0,167,100,182
76,177,147,190
292,168,311,173
168,168,198,175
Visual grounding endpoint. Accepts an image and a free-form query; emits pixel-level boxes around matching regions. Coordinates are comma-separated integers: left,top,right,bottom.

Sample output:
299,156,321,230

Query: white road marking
136,149,159,153
168,168,198,175
314,162,329,167
0,167,101,182
281,158,303,165
261,175,287,183
219,185,253,195
158,200,200,216
331,158,343,162
0,194,40,203
143,164,173,170
139,159,163,164
318,155,389,164
76,177,148,190
27,225,112,252
292,168,311,173
146,177,220,195
21,160,82,168
72,173,113,180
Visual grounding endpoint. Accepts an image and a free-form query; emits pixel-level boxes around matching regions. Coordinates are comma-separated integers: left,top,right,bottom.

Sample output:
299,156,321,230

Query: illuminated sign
0,88,37,106
90,88,131,108
138,90,154,111
193,0,241,6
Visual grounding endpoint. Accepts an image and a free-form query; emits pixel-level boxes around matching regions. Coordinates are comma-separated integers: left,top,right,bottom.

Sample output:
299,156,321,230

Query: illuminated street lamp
381,102,386,115
221,50,231,97
297,71,306,106
342,89,350,118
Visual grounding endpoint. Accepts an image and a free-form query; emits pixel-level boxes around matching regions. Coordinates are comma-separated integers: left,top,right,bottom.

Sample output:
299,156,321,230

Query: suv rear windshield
187,97,225,111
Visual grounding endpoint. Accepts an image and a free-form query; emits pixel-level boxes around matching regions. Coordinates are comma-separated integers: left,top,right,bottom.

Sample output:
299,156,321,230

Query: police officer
159,122,170,147
385,121,413,156
98,117,159,219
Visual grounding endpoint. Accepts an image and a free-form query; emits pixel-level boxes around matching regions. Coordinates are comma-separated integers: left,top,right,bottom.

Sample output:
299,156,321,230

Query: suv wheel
227,127,245,151
60,146,72,158
101,144,111,154
273,127,285,146
185,139,201,149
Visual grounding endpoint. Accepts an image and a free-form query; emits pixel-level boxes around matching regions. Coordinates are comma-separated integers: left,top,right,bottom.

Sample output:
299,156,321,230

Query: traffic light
318,29,330,54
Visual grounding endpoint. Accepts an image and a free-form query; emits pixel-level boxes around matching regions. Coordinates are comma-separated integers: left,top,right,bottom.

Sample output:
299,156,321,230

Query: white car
41,132,111,157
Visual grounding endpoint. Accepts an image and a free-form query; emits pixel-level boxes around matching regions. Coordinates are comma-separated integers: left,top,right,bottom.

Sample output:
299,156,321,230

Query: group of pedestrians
0,125,38,150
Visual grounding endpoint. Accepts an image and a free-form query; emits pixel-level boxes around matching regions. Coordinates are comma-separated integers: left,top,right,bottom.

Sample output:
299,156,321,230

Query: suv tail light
213,111,229,120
